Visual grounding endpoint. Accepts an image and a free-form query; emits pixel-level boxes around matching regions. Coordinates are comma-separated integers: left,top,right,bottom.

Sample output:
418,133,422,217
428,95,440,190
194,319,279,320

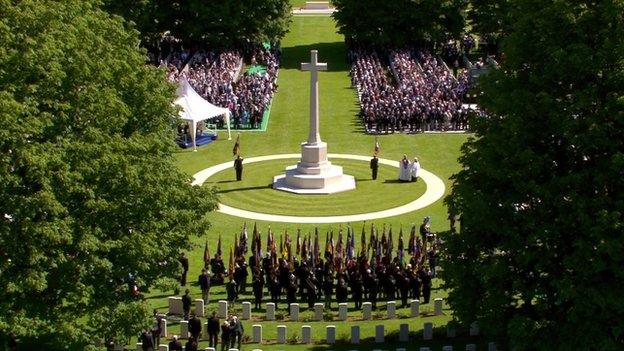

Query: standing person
410,157,420,181
152,309,163,347
182,289,192,320
226,278,238,303
168,335,182,351
198,268,211,304
140,329,154,351
188,313,202,341
234,155,243,181
370,154,379,180
179,253,189,286
398,154,411,181
185,338,198,351
421,268,432,304
207,311,220,349
232,315,244,350
220,320,231,351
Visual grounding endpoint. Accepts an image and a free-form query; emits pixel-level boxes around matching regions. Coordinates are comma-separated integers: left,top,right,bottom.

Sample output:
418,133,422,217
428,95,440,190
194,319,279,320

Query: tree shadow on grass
281,41,348,72
217,185,272,194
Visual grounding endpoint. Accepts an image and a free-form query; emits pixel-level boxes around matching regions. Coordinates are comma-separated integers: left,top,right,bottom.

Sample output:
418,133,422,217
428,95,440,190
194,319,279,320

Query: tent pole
227,112,232,140
191,120,197,151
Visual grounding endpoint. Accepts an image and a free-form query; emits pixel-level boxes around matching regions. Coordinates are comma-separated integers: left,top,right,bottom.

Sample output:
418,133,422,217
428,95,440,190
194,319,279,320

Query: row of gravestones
248,322,483,344
138,342,496,351
168,297,444,321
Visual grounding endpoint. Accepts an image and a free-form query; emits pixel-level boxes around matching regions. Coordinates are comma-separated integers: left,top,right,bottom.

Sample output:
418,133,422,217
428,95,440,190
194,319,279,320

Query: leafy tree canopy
0,0,217,349
332,0,467,47
443,1,624,350
103,0,292,48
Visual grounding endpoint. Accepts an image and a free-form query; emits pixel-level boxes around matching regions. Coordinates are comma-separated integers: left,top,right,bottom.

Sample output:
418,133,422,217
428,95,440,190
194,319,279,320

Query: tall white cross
301,50,327,145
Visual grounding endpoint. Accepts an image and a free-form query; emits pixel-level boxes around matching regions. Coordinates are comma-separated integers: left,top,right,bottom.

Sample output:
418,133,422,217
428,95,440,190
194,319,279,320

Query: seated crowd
165,46,280,130
349,47,473,133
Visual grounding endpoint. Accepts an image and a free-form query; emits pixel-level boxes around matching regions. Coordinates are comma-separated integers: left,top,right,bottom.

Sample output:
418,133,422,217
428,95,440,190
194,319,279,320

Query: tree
443,1,624,350
103,0,292,48
467,0,512,51
332,0,467,47
0,0,217,349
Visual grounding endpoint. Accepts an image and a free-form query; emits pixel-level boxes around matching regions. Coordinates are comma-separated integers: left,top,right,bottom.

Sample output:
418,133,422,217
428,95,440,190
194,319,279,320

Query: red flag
203,240,210,268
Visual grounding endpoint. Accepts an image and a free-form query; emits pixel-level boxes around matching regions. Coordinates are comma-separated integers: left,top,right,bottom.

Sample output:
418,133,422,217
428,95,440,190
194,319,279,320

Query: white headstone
362,302,372,320
314,303,324,321
206,348,216,351
387,301,396,319
228,349,239,351
375,325,384,343
410,300,420,317
277,325,287,344
351,325,360,344
290,303,299,321
242,302,252,320
169,297,183,315
195,299,205,317
338,303,348,320
159,345,169,351
487,342,497,351
470,322,479,336
218,300,228,319
423,322,433,340
302,325,312,343
466,344,476,351
326,325,336,344
266,303,275,320
399,323,409,342
161,319,168,337
136,343,142,351
252,324,262,343
180,320,189,338
442,346,453,351
419,348,431,351
434,298,443,315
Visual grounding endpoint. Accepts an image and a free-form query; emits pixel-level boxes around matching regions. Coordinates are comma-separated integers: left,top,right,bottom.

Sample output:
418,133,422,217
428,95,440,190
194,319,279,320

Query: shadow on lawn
281,41,348,72
217,184,272,194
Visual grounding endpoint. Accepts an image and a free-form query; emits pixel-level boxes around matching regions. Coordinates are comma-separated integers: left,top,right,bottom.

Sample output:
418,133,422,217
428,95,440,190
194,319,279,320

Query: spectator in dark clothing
168,335,182,351
182,289,192,320
179,253,189,286
221,320,232,351
188,314,202,341
185,338,198,351
207,311,220,348
198,268,211,304
140,329,154,351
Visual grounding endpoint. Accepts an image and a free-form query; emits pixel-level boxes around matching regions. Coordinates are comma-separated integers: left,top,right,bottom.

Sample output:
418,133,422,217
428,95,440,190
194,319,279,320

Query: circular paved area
192,154,445,223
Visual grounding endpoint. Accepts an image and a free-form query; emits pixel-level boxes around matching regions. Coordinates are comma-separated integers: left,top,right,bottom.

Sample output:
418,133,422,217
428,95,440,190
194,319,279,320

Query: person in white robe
410,157,421,181
398,154,411,181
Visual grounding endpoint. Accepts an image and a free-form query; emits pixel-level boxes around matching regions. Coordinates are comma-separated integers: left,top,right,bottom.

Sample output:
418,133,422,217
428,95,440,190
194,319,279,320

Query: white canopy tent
174,78,231,150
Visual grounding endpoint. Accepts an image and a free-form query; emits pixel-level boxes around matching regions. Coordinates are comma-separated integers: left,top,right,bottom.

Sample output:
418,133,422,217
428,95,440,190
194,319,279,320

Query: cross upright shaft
301,50,327,145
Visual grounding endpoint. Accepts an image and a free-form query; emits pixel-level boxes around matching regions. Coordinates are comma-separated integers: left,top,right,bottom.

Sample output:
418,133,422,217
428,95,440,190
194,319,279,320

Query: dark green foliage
443,1,624,350
103,0,292,48
467,0,511,44
332,0,467,46
0,0,217,348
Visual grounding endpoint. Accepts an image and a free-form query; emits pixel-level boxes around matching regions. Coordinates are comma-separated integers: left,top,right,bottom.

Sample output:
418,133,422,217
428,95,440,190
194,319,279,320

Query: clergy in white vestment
399,154,411,181
410,157,421,181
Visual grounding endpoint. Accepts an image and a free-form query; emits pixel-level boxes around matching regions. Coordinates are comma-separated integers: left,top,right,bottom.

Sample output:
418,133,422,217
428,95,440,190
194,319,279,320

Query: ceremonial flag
302,235,308,259
313,230,320,267
241,222,248,254
381,225,387,256
296,228,301,255
217,234,222,257
203,240,210,268
408,224,416,255
232,133,241,156
398,225,404,265
374,136,380,156
387,225,393,259
234,235,239,259
360,223,367,258
228,246,234,278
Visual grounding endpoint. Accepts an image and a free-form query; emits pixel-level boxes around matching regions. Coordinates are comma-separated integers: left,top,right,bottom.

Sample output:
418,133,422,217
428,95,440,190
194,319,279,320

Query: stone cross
301,50,327,145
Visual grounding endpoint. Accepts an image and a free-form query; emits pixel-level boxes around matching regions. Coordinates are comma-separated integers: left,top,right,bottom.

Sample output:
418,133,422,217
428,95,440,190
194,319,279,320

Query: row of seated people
349,47,474,133
166,47,279,129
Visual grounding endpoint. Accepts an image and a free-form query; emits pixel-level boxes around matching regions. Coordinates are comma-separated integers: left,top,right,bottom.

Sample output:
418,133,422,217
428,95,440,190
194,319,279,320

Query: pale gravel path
192,154,446,223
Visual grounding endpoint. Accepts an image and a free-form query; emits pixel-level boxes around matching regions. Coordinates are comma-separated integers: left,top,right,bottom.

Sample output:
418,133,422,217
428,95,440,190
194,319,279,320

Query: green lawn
206,159,426,216
142,15,477,351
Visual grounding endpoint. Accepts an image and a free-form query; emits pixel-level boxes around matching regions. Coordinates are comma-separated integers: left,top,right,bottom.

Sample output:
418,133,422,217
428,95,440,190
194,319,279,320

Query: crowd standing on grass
169,220,446,322
164,46,280,130
349,47,473,133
